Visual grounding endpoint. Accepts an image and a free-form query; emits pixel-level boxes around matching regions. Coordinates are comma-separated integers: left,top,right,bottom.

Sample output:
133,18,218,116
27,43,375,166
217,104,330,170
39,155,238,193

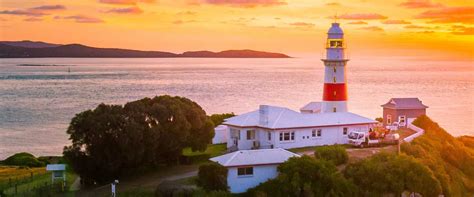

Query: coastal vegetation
401,115,474,196
63,95,215,185
2,153,45,167
314,145,348,165
197,162,228,192
209,113,235,126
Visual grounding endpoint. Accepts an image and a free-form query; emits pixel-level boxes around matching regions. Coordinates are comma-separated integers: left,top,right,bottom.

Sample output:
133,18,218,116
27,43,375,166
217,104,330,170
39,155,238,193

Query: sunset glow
1,0,473,58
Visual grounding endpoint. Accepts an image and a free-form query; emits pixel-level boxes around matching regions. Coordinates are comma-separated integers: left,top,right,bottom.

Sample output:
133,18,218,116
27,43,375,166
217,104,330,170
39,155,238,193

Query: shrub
3,152,44,167
375,117,383,123
197,162,228,191
314,145,348,165
248,156,356,197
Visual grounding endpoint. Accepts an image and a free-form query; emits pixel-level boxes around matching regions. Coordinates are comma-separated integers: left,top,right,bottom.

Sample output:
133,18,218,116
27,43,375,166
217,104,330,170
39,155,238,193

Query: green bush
247,155,356,197
3,152,45,167
314,145,348,165
197,162,228,191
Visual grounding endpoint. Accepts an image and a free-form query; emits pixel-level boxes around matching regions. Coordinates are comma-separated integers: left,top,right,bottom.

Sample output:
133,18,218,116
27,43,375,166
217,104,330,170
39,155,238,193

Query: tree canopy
209,113,235,126
197,162,228,192
63,95,214,184
314,145,348,165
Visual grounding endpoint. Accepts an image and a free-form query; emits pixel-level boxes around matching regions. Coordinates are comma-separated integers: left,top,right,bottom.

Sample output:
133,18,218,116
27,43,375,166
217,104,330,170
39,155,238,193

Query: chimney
259,105,269,126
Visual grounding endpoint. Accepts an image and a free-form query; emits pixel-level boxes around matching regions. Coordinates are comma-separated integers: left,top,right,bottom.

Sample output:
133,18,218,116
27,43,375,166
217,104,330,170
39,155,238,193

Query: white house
210,148,300,193
223,105,377,151
212,125,229,144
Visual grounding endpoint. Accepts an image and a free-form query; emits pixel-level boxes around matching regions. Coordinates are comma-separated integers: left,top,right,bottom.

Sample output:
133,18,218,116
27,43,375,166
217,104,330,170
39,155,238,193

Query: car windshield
348,132,358,139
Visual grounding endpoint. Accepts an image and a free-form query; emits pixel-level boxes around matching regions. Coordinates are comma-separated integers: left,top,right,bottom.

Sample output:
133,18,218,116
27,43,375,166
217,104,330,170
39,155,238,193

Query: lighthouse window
333,91,337,96
333,107,337,112
334,66,337,73
333,77,337,83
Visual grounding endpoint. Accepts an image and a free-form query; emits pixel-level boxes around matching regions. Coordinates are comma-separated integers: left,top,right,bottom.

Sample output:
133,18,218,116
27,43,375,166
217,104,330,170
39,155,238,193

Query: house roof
46,164,66,171
223,105,377,129
381,98,428,109
210,148,300,167
300,102,322,113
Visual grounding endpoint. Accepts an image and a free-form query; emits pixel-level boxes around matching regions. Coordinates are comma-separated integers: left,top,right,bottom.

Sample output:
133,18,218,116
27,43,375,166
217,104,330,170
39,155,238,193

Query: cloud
326,2,341,7
30,5,66,11
99,0,154,5
24,17,43,22
191,0,287,7
105,7,143,14
359,26,384,31
416,6,474,24
55,15,104,23
382,19,411,24
399,0,444,9
450,26,474,35
176,11,197,15
0,4,66,17
404,24,431,29
347,21,367,25
173,20,196,24
337,13,387,20
0,9,45,16
289,22,314,27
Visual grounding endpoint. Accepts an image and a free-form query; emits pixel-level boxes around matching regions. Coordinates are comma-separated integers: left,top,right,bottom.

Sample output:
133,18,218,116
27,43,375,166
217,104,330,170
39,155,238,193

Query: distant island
0,40,290,58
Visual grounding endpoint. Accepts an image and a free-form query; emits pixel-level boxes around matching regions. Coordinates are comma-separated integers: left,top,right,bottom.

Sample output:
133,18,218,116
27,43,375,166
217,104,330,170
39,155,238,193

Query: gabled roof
300,102,322,113
381,98,428,109
223,105,377,129
210,148,300,167
46,164,66,171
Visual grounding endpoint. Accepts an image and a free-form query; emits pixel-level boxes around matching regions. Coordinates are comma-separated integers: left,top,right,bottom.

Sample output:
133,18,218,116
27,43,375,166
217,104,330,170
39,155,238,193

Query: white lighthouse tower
321,22,348,113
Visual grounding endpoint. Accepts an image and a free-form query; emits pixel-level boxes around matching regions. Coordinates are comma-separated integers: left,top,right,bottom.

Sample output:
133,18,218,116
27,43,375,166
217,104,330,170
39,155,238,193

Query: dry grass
0,166,46,183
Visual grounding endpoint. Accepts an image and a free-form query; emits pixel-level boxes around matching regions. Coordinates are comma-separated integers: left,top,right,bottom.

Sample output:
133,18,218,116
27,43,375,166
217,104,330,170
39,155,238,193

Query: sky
0,0,473,58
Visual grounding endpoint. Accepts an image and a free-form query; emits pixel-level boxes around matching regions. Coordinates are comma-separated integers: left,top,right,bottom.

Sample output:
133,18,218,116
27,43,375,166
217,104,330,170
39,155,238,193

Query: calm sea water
0,57,472,159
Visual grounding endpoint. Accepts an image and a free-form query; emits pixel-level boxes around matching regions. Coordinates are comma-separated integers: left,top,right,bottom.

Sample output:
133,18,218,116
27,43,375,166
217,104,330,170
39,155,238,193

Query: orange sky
0,0,473,58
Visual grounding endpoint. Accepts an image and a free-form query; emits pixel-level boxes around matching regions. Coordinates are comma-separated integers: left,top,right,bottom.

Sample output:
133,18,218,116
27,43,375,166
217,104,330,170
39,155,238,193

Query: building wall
383,108,426,127
227,165,278,193
227,124,373,150
212,126,228,144
272,124,370,149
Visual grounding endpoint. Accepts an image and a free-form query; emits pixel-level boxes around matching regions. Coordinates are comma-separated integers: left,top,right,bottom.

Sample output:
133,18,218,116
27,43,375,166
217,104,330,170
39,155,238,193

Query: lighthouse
321,22,348,113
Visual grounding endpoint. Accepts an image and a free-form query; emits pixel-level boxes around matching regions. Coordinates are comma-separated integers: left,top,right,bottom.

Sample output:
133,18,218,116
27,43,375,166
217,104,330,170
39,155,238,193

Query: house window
333,107,337,112
237,167,253,176
279,131,295,141
312,129,322,137
399,116,406,124
387,115,392,125
343,127,348,135
246,130,255,140
268,132,271,141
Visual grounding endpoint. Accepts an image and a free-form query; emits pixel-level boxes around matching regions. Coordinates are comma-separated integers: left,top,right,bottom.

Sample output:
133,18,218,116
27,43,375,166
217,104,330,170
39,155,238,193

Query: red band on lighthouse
323,83,347,101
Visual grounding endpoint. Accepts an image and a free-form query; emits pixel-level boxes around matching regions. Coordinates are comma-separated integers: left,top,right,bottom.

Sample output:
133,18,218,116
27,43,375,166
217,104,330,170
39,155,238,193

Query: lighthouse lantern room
321,22,349,113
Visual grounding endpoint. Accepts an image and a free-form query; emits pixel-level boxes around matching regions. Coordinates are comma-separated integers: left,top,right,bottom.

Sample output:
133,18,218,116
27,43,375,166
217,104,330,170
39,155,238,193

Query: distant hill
0,41,290,58
0,40,61,48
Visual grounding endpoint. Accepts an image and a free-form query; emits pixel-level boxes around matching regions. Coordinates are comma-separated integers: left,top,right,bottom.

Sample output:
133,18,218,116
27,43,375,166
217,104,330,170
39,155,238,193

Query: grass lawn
0,165,77,196
182,143,227,157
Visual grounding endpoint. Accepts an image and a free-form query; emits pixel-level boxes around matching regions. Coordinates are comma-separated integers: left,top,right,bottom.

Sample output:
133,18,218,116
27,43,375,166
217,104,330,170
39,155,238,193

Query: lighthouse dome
328,23,343,39
328,23,343,34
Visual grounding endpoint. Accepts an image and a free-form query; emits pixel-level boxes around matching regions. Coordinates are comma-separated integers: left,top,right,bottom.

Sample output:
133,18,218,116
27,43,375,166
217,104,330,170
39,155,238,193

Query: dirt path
74,164,199,196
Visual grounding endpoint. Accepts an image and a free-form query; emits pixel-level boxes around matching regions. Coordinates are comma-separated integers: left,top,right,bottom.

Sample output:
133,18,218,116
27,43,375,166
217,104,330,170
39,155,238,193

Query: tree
197,162,228,191
63,95,214,185
314,145,348,165
209,113,235,126
375,117,383,123
249,156,356,197
343,152,441,196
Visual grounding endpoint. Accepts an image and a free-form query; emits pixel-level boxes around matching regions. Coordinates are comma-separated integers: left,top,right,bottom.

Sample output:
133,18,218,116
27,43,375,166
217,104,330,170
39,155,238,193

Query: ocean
0,57,472,159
